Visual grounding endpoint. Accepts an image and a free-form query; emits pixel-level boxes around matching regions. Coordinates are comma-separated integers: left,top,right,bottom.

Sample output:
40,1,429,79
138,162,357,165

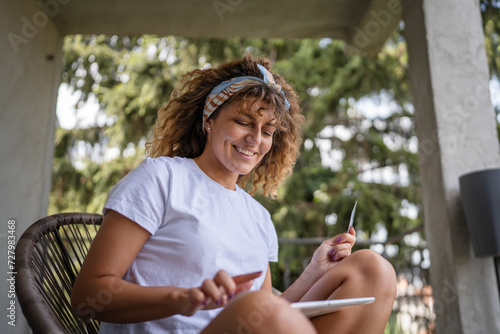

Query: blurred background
48,3,500,332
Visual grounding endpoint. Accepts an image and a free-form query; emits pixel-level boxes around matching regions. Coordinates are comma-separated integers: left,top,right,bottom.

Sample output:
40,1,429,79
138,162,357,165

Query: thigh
297,250,397,334
298,257,354,302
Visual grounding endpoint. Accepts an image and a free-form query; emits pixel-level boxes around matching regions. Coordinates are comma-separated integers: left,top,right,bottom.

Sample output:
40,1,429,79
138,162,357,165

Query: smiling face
195,98,276,189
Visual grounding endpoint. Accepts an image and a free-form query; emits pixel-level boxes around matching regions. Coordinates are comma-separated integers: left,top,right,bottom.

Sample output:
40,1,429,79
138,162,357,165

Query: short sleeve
103,158,170,235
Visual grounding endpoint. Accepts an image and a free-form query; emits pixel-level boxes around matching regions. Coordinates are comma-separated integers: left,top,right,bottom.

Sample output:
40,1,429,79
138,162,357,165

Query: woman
71,55,397,334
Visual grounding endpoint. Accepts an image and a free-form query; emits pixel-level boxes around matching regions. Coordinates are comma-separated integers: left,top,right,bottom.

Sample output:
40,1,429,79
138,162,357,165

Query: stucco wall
0,0,62,332
403,0,500,333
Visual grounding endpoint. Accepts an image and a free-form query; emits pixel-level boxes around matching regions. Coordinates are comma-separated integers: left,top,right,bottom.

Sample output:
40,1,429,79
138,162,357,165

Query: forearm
72,275,187,323
280,265,322,302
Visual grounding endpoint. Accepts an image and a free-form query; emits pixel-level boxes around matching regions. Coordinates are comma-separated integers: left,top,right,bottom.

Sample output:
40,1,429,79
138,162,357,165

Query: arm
71,210,258,323
260,264,273,292
71,210,187,322
280,227,356,302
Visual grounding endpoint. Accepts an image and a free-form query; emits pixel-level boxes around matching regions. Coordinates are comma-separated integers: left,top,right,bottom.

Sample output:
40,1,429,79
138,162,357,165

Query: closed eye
263,124,276,137
235,117,274,137
235,120,250,126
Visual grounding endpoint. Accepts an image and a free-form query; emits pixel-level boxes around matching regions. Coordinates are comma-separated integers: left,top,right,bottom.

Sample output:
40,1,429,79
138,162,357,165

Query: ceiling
45,0,401,54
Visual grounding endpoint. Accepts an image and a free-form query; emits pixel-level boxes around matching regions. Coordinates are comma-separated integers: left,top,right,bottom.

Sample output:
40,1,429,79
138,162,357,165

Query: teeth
236,146,254,156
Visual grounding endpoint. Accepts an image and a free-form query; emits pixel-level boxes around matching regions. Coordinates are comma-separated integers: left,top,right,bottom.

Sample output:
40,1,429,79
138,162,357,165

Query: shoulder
137,156,184,169
132,156,191,176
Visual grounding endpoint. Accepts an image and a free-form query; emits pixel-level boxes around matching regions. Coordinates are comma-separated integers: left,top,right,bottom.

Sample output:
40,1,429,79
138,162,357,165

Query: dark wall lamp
459,168,500,296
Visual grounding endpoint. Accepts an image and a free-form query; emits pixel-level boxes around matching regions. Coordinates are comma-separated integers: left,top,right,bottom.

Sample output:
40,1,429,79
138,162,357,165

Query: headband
202,64,290,128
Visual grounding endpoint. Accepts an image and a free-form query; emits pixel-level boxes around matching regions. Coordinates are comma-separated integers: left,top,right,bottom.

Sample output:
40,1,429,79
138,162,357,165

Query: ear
204,120,213,133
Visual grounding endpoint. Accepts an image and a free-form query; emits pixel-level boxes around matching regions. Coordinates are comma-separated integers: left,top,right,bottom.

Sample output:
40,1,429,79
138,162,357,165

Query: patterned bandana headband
202,64,290,129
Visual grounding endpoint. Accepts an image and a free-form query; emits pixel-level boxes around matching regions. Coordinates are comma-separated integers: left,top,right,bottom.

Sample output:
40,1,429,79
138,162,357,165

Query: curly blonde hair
146,55,304,197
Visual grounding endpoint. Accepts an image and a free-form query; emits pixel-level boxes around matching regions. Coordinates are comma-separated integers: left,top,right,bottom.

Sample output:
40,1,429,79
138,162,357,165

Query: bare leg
202,290,317,334
300,249,397,334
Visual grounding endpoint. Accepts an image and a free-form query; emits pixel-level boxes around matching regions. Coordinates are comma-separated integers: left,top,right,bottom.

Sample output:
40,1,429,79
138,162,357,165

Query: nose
245,126,262,146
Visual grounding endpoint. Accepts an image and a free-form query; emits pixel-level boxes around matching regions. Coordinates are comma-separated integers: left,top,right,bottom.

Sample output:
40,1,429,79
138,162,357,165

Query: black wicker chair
15,213,102,334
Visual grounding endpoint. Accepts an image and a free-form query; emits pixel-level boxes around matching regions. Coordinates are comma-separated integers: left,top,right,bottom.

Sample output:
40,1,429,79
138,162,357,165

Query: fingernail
202,299,208,306
332,255,337,261
336,237,342,243
229,293,235,299
216,299,221,305
327,249,334,256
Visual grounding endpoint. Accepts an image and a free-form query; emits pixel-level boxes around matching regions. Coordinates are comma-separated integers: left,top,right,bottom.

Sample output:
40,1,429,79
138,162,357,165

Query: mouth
234,145,256,157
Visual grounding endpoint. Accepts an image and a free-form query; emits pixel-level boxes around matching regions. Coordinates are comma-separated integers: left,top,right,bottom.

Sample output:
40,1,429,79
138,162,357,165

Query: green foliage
52,2,500,292
53,33,421,285
481,0,500,78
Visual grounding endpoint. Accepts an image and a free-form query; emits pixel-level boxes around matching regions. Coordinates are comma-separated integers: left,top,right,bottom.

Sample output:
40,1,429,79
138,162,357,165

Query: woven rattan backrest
16,213,102,334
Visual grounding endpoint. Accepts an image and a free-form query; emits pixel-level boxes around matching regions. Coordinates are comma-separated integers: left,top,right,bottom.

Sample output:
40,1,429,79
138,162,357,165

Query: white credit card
347,201,358,233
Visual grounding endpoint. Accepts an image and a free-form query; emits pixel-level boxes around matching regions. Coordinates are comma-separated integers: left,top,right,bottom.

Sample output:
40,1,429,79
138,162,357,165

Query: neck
193,154,238,191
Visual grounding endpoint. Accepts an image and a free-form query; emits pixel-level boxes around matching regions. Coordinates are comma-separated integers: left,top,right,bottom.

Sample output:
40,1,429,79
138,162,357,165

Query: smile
234,145,255,157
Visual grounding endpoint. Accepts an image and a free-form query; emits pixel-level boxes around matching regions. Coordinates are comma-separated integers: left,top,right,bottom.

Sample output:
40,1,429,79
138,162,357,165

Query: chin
232,165,255,176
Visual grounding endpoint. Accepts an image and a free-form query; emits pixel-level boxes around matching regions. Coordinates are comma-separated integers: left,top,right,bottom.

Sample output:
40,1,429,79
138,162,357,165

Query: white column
403,0,500,333
0,0,63,333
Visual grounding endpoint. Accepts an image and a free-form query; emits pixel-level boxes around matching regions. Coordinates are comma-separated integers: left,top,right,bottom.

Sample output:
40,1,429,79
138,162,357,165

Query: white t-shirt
99,156,279,334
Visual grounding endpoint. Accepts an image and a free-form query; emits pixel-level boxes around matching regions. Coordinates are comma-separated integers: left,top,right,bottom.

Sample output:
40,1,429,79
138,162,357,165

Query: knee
232,291,316,334
350,249,397,298
350,249,396,277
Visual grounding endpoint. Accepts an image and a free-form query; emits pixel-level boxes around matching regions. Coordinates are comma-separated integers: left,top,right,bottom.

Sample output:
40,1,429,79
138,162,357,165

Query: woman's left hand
308,226,357,276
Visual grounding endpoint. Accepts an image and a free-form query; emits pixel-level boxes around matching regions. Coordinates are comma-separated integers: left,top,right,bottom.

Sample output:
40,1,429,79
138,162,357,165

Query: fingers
201,270,233,305
183,288,206,316
327,243,352,261
335,230,356,245
213,270,237,303
198,270,261,309
327,229,356,262
200,278,222,305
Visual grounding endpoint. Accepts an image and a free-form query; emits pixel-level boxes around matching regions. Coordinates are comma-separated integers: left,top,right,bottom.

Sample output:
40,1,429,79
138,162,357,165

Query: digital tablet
290,297,375,317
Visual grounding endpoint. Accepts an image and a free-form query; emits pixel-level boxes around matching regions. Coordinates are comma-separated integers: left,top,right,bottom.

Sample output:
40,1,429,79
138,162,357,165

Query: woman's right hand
178,270,262,316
